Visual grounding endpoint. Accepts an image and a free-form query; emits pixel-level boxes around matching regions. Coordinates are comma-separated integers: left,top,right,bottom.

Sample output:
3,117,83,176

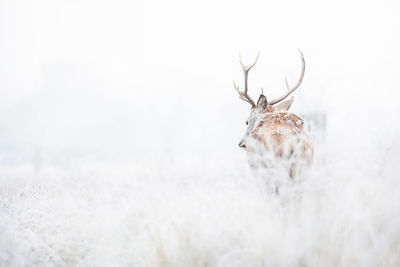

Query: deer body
233,50,313,179
245,109,313,179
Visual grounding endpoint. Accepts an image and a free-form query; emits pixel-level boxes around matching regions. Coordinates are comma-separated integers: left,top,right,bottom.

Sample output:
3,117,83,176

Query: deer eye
246,121,248,125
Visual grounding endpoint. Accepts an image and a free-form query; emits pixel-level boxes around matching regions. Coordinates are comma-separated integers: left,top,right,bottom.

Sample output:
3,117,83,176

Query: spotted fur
241,103,313,179
252,111,313,178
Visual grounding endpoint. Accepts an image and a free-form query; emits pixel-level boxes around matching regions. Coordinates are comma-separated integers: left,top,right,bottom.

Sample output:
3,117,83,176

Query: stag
233,50,313,180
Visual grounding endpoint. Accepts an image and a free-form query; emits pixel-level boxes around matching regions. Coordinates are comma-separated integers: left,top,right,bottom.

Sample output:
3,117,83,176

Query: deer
233,50,313,182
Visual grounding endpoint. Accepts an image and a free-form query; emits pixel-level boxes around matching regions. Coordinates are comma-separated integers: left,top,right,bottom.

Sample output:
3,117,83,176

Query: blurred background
1,0,399,167
1,0,400,266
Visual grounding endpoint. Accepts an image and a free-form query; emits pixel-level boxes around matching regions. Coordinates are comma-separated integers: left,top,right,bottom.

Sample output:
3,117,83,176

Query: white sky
0,0,399,159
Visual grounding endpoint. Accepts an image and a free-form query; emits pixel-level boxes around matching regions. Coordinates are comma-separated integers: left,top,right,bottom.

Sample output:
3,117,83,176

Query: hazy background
0,0,400,266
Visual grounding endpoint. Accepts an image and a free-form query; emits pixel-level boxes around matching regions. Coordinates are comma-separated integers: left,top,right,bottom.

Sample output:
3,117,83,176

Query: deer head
233,50,305,149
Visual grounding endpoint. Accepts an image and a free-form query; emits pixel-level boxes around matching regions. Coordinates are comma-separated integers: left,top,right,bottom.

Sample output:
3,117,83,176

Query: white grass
0,132,399,266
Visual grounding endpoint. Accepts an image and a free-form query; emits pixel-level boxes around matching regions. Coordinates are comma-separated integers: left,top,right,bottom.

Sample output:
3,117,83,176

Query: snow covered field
1,0,400,266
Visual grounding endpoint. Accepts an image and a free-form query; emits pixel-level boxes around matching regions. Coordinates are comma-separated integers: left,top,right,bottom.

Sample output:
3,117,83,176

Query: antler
269,49,305,105
233,52,260,107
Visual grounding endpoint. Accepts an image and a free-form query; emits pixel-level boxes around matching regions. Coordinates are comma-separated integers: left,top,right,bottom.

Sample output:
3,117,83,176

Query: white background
0,0,400,266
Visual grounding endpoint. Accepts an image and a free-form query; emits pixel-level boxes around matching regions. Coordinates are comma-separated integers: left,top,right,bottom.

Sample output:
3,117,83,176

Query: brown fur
251,108,313,179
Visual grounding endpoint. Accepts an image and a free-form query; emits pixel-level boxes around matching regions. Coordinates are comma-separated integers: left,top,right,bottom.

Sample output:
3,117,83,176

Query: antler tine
233,52,260,107
239,52,260,73
233,80,256,106
269,49,305,105
285,76,289,91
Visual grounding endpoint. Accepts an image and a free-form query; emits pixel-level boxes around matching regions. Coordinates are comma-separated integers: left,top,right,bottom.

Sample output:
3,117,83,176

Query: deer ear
256,94,268,110
274,96,294,111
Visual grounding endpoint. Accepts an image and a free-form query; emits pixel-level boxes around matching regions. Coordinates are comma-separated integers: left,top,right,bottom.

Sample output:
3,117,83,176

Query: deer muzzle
238,140,246,148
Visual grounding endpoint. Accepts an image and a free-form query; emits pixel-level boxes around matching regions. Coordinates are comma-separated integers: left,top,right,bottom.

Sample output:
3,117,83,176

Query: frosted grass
0,133,399,266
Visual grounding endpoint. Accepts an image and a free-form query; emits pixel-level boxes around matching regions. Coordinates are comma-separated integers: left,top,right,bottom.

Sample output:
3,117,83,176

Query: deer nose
238,141,246,148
